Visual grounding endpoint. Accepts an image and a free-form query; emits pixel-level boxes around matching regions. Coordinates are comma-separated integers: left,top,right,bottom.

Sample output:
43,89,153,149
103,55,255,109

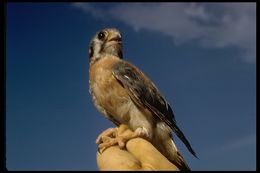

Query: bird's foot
96,126,125,153
96,127,118,145
97,125,150,153
98,134,128,153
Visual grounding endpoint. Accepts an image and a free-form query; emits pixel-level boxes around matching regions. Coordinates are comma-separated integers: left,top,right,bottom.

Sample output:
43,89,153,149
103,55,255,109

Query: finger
126,138,179,171
96,146,141,170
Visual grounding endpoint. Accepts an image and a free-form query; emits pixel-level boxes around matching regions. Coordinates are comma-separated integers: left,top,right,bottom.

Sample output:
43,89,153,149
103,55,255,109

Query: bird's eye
98,31,107,40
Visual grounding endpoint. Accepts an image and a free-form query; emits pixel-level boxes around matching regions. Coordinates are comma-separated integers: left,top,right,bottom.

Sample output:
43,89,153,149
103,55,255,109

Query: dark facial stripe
89,44,94,63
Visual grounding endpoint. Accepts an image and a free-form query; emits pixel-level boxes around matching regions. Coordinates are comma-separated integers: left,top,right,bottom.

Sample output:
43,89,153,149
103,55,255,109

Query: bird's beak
108,35,122,44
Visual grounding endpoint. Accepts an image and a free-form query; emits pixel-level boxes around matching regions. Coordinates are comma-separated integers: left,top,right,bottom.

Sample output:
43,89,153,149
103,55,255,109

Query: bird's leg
98,125,150,153
134,127,150,139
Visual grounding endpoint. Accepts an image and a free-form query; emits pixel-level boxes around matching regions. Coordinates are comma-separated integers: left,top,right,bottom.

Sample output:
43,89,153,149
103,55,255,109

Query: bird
88,28,197,170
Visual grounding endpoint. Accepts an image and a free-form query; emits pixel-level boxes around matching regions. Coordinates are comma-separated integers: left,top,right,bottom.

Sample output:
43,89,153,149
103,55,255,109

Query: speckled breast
89,56,131,124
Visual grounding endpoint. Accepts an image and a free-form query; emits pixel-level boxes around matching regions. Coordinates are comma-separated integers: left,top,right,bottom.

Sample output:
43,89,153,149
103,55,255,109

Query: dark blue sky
6,3,256,171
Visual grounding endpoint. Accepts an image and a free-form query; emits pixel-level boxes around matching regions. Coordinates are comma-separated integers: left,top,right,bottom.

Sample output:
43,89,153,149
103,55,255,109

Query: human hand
96,124,179,171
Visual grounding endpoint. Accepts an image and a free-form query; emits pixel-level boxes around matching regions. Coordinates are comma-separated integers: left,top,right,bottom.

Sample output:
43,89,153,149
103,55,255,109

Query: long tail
162,138,191,170
173,125,197,158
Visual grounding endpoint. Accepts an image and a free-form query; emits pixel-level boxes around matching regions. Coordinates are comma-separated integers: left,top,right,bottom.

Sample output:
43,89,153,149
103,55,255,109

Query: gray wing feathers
112,61,197,158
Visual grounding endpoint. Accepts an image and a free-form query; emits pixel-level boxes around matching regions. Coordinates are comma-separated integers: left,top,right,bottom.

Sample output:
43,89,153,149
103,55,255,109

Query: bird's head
89,28,123,65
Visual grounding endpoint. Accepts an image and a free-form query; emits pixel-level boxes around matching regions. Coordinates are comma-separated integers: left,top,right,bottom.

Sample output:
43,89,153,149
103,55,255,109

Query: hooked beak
108,35,122,44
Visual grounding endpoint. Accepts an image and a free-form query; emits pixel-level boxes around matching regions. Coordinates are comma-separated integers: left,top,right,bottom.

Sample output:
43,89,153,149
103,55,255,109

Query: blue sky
6,3,256,171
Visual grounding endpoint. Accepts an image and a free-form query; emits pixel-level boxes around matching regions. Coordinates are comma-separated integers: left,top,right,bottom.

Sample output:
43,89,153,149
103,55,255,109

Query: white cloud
72,3,107,20
219,134,256,152
73,3,256,63
202,133,256,158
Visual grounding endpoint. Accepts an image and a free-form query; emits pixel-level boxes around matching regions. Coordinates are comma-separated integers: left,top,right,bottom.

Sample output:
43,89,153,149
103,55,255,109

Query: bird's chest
89,59,131,123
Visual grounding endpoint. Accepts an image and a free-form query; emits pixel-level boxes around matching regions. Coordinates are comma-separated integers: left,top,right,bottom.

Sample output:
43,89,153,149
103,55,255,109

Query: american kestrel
89,28,197,170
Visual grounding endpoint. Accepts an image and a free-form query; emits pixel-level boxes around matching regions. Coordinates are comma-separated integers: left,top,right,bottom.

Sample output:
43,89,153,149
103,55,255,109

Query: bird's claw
96,127,118,145
96,125,150,153
98,136,127,153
